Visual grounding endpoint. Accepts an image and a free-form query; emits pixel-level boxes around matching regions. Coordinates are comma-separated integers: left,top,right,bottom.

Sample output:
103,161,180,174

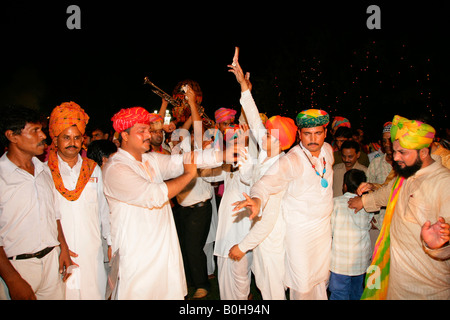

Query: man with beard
348,115,450,299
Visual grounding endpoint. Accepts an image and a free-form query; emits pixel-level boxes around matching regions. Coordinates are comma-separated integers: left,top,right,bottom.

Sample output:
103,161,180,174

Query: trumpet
144,77,187,109
144,77,215,127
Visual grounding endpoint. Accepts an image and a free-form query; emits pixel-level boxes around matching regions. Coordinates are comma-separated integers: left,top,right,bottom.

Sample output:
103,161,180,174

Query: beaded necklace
301,147,328,188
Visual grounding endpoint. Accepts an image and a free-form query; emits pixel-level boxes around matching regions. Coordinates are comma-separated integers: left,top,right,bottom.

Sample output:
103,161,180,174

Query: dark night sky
1,1,449,142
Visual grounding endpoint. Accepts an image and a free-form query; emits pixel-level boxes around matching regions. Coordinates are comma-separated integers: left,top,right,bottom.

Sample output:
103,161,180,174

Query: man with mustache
349,115,450,299
47,102,111,299
103,106,222,299
332,140,368,197
0,106,72,300
234,108,334,300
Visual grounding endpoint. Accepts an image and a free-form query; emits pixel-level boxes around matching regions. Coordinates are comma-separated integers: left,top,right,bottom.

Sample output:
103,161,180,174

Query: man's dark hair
343,169,367,194
87,139,118,167
0,106,43,147
340,139,360,153
334,126,352,139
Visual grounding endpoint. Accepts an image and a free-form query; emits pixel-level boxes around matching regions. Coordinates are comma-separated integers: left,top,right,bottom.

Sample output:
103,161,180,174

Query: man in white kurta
103,107,221,300
235,109,334,300
227,60,297,300
53,154,110,299
47,102,111,300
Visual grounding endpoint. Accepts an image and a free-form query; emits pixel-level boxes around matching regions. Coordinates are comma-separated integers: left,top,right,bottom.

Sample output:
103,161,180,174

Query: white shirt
0,154,60,257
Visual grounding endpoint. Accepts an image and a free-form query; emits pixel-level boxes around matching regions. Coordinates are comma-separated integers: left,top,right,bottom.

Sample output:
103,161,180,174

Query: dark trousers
174,200,212,291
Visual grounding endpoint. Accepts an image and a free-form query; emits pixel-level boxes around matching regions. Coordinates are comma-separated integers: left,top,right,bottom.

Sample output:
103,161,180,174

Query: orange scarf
48,144,97,201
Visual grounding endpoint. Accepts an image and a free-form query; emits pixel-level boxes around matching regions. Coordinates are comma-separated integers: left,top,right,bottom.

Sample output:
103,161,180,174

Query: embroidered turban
331,116,351,133
215,108,237,124
265,116,298,150
149,113,163,123
296,109,329,128
49,101,89,139
383,121,393,134
390,115,435,150
111,107,151,133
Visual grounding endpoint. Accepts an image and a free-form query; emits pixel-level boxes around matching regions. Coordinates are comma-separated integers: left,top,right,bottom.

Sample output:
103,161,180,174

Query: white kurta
103,148,220,300
251,142,334,294
237,89,287,299
53,154,110,300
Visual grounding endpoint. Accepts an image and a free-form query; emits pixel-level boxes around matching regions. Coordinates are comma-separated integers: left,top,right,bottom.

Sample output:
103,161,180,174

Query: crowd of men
0,53,449,300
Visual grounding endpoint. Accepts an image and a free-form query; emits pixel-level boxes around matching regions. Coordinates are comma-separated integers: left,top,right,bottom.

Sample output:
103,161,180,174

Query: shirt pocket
83,180,98,203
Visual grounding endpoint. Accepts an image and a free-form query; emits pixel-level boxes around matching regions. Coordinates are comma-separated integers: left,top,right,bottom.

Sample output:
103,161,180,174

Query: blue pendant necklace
301,148,328,188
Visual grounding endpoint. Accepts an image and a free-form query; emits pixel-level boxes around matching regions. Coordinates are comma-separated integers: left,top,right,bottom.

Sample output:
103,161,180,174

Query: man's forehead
299,126,325,133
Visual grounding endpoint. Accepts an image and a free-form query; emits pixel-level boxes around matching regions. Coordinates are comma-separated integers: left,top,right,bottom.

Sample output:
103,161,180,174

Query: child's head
343,169,367,194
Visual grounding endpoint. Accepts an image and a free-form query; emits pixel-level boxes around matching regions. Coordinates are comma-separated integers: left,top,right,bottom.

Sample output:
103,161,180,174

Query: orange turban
148,113,163,123
47,101,96,202
265,116,298,150
111,107,151,133
49,101,89,139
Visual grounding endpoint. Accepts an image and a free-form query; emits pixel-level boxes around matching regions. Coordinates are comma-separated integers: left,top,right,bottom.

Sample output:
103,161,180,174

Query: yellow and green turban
296,109,329,128
390,115,435,150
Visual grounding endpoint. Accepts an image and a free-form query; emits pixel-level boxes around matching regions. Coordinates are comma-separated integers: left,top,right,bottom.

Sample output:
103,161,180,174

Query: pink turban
215,108,237,124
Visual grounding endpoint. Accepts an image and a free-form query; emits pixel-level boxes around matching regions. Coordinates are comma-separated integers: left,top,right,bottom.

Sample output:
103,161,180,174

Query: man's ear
53,136,58,147
4,130,17,144
121,131,128,142
419,147,430,160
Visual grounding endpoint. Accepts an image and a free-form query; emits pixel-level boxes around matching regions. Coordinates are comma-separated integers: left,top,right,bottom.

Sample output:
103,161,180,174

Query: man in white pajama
235,108,334,300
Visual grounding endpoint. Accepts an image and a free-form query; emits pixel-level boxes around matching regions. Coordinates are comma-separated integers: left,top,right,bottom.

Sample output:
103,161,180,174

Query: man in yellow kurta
350,115,450,299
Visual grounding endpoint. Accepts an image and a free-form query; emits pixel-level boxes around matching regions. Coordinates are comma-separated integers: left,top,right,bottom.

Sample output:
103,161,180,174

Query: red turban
215,108,237,124
265,115,298,150
111,107,151,133
49,101,89,139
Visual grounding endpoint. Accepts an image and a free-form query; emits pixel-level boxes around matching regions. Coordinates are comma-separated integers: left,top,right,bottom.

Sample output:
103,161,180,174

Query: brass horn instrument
143,77,187,109
144,77,214,127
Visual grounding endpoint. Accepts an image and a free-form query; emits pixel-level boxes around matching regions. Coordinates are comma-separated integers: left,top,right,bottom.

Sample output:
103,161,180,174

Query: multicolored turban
149,113,163,123
296,109,329,128
265,116,298,150
111,107,151,133
331,116,351,133
215,108,237,124
390,115,435,150
49,101,89,139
